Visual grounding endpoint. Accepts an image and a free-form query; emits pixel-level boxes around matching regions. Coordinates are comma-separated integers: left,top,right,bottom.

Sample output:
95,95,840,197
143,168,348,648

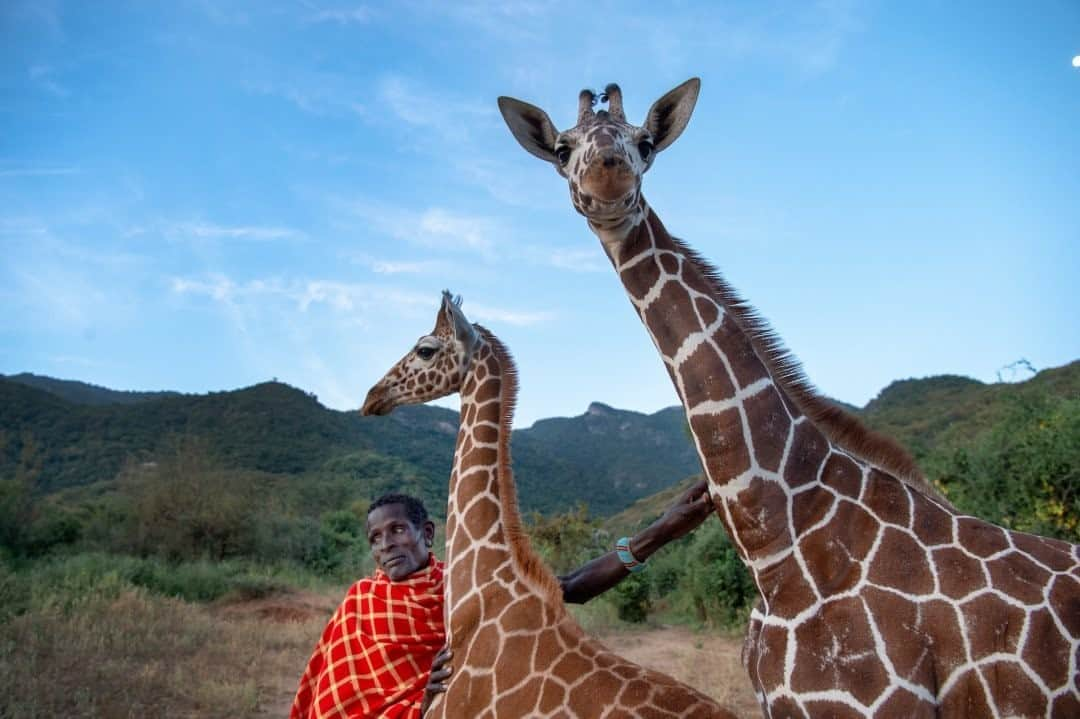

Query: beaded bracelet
615,536,647,573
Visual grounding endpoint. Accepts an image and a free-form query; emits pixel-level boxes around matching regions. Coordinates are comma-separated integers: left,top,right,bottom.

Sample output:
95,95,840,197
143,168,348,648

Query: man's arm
558,479,713,604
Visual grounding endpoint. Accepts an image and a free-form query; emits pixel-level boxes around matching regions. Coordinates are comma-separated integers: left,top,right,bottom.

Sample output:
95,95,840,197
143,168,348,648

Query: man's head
365,493,436,581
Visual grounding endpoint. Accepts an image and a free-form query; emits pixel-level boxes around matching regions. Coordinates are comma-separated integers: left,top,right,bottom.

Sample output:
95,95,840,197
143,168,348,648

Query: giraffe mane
666,235,953,507
475,325,570,612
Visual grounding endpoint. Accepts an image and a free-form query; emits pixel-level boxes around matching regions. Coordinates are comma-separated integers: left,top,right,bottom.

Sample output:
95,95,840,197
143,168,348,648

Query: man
290,481,714,719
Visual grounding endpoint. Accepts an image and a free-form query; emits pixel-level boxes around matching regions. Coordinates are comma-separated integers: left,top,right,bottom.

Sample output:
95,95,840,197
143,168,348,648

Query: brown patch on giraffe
911,495,955,546
918,599,968,672
783,421,829,489
867,528,934,594
1011,530,1076,571
744,387,791,473
461,495,499,540
758,556,818,619
473,423,498,444
1022,607,1071,688
538,678,565,714
791,597,890,707
449,542,475,585
875,687,935,717
658,251,680,275
481,582,512,622
494,633,534,692
987,552,1051,605
1051,692,1080,717
690,408,751,482
570,671,621,711
956,517,1010,558
531,627,561,671
1048,574,1080,635
801,701,864,718
828,500,879,562
694,295,719,327
620,255,661,301
650,682,700,714
499,596,543,633
619,678,652,707
863,470,912,527
766,696,807,718
552,650,593,683
728,477,791,557
678,341,736,407
932,546,988,599
792,486,837,536
643,280,699,357
474,377,500,404
799,521,864,596
749,622,787,691
461,446,498,470
819,453,862,499
939,670,993,716
618,219,654,266
495,678,543,717
473,547,504,587
713,315,768,388
464,622,499,669
961,592,1026,659
463,402,477,426
980,661,1048,717
862,586,930,681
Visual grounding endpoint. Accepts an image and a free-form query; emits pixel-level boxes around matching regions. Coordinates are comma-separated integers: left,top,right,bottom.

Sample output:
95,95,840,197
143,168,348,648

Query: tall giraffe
361,292,735,719
499,80,1080,717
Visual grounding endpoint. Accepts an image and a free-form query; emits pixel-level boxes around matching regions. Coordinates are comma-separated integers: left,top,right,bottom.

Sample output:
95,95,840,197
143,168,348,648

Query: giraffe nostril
602,156,619,168
581,194,593,208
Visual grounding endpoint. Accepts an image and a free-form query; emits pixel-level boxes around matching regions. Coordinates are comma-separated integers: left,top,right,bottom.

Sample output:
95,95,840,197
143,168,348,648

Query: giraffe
361,291,736,719
498,79,1080,717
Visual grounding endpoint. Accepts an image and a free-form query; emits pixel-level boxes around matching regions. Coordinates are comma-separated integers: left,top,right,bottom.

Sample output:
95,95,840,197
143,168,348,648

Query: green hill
2,361,1077,526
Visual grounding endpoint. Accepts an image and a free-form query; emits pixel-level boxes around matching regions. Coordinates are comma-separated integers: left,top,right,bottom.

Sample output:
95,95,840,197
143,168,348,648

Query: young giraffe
499,80,1080,717
361,292,735,719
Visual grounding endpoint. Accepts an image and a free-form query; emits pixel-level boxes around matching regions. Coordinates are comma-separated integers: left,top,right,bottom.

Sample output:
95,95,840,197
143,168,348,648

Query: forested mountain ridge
2,361,1077,520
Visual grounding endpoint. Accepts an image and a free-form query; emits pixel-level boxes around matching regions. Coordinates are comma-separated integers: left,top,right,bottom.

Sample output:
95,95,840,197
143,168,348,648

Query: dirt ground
237,592,761,719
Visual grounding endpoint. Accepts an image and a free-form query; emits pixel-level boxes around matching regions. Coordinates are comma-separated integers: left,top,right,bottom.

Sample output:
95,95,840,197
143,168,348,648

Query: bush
608,571,652,623
937,393,1079,542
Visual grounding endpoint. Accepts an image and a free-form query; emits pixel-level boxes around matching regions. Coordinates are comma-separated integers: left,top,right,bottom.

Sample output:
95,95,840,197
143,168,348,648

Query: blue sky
2,1,1078,427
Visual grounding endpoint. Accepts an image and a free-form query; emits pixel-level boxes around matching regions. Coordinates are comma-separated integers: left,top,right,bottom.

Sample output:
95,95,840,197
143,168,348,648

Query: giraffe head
361,291,480,416
498,78,700,229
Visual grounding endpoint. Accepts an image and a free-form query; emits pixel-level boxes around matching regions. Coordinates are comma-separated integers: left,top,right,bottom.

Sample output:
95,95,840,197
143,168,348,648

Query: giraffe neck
592,200,841,566
442,330,563,644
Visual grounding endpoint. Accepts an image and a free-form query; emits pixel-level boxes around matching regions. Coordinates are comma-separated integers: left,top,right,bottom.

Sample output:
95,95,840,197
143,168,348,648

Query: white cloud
342,201,501,260
167,221,304,242
306,5,373,25
547,247,608,273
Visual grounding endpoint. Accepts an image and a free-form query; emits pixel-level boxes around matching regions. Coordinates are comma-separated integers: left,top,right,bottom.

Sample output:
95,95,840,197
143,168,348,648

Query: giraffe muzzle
360,387,393,416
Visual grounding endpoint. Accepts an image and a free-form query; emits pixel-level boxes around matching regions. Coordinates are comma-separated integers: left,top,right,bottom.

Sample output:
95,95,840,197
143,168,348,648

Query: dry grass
594,625,761,719
0,587,338,719
0,585,760,718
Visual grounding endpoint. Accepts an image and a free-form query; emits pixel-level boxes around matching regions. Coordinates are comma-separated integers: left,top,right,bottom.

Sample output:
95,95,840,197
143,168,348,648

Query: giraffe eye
416,347,436,360
555,146,572,166
637,140,653,161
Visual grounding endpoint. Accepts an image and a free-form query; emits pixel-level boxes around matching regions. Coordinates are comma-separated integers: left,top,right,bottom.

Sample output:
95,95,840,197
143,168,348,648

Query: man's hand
420,646,452,716
632,479,713,559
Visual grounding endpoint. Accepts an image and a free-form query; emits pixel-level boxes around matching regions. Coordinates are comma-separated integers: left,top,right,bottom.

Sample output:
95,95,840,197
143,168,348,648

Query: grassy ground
1,566,759,718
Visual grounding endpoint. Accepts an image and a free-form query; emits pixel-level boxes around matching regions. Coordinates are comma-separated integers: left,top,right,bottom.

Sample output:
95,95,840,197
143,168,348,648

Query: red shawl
290,556,446,719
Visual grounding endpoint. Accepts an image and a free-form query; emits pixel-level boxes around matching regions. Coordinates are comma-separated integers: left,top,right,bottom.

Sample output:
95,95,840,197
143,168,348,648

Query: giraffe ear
644,77,700,154
498,96,559,164
440,291,479,350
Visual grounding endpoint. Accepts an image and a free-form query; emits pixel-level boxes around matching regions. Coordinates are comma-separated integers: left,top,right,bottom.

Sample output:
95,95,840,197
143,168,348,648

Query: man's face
365,503,433,581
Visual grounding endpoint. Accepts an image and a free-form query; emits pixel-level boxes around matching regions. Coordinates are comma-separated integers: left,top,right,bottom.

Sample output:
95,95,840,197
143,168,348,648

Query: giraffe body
499,80,1080,718
363,293,735,719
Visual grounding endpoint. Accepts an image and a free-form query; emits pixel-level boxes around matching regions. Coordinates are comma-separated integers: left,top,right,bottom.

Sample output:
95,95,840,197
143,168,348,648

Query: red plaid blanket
290,556,446,719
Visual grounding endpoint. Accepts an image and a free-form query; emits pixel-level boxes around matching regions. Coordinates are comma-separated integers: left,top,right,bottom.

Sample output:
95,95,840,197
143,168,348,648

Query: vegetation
0,363,1076,714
